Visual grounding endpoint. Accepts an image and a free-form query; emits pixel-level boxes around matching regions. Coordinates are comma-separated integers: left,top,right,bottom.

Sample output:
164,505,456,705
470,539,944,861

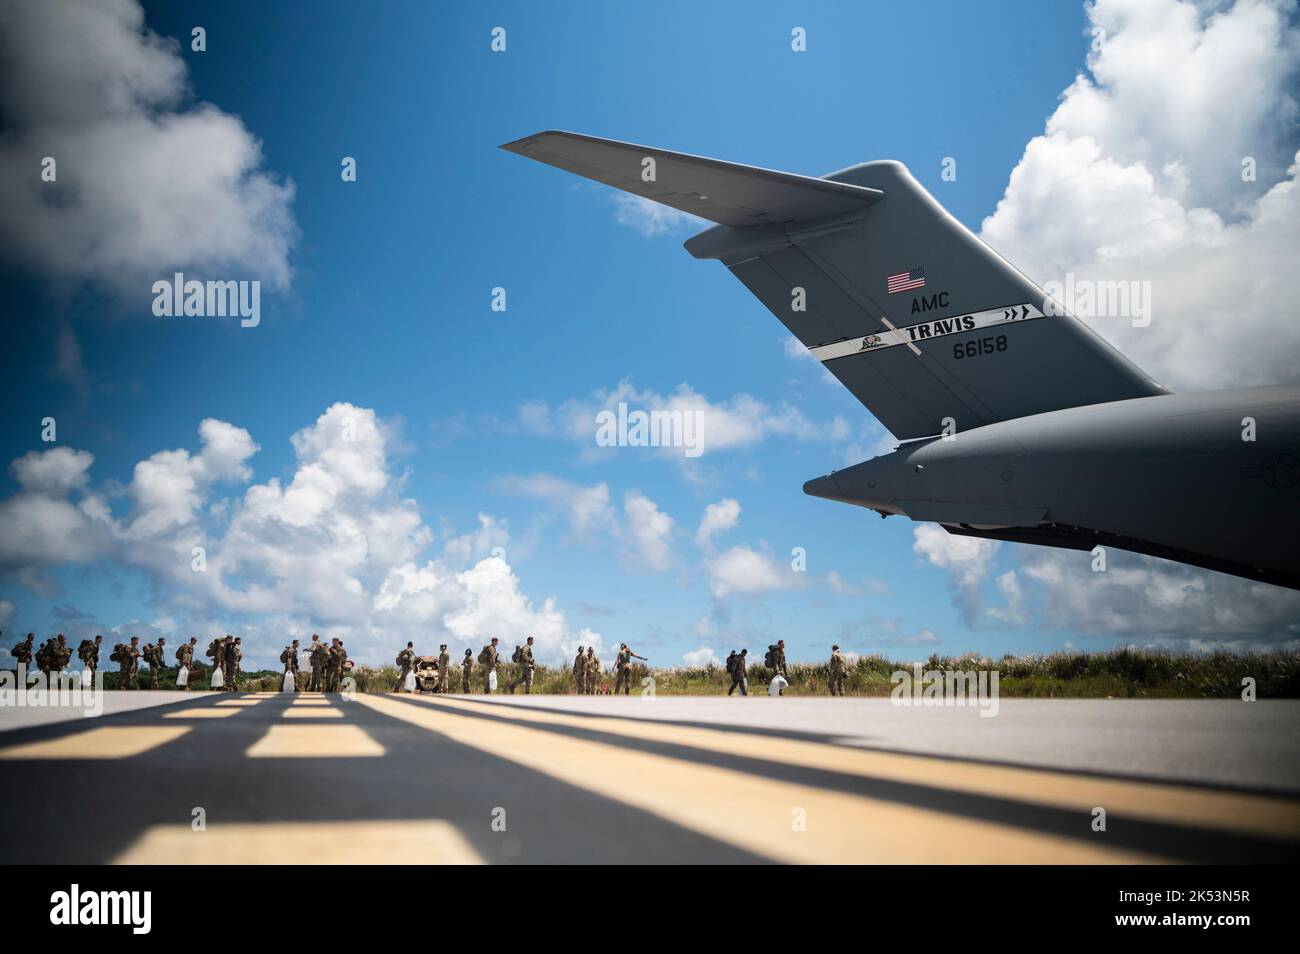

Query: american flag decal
887,268,926,294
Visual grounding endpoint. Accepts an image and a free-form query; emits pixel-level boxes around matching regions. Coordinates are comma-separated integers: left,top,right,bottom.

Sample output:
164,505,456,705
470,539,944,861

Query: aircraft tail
503,131,1167,441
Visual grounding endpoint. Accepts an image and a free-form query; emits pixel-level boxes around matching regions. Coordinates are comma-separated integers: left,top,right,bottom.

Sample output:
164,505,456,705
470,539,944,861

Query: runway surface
2,690,1297,864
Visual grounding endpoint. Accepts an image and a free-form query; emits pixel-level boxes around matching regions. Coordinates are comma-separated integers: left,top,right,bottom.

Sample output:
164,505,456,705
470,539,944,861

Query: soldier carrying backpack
478,638,500,694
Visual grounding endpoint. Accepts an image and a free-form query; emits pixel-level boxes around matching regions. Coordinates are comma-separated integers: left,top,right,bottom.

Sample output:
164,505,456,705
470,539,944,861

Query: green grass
25,648,1297,698
347,649,1299,698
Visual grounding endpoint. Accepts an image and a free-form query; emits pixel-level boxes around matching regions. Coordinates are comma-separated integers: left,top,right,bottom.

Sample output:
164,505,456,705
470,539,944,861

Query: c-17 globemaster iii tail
501,131,1167,441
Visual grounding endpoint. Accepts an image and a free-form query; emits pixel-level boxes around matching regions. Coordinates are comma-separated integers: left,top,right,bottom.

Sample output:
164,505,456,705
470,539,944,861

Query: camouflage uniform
123,640,141,689
35,639,56,675
50,636,72,674
461,650,473,693
828,648,848,696
78,637,102,678
176,640,195,689
225,639,242,691
480,642,499,694
281,642,299,690
572,649,586,694
10,635,35,668
395,646,415,691
728,650,748,696
613,645,644,694
585,649,600,694
151,640,167,688
326,641,346,693
206,638,225,690
511,640,536,694
309,638,327,692
437,647,451,693
772,641,789,679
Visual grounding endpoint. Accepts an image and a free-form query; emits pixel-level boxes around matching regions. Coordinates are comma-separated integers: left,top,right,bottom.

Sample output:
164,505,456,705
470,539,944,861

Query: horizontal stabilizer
500,131,883,227
504,132,1167,441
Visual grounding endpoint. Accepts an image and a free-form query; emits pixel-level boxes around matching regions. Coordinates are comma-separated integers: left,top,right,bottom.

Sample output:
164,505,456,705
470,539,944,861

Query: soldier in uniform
773,639,789,679
828,644,848,696
613,643,647,695
10,633,35,670
50,634,72,674
461,648,473,693
585,646,600,694
572,645,586,694
510,636,536,694
437,644,450,693
395,641,416,691
728,648,749,696
327,638,346,693
309,634,327,692
34,638,54,676
479,637,500,693
281,638,300,689
176,636,197,689
226,636,242,691
206,636,225,690
123,636,141,689
54,635,72,676
79,634,103,679
147,637,166,688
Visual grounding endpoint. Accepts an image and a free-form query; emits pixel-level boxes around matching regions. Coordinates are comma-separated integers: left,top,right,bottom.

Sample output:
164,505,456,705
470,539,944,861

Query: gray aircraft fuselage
804,384,1300,590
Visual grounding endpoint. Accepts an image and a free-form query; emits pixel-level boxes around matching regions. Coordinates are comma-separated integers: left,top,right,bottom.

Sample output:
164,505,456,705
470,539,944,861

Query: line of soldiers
7,630,246,691
277,635,352,692
9,632,106,683
10,629,854,696
722,641,851,696
397,635,541,694
385,637,648,696
572,643,645,694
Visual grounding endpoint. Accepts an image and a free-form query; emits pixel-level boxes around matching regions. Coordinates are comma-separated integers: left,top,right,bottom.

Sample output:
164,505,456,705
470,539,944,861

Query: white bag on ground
282,670,295,692
176,667,189,688
404,670,416,692
210,666,224,689
488,670,498,692
768,675,788,696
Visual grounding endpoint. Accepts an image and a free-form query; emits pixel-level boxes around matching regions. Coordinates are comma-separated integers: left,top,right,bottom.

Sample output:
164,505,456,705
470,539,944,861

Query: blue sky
3,0,1298,668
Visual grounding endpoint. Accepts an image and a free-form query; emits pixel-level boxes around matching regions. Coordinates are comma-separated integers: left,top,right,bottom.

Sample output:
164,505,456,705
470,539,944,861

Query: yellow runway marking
282,708,343,718
426,697,1300,842
246,724,384,758
162,707,240,719
356,694,1156,864
112,820,481,864
0,726,190,760
214,699,262,707
290,698,330,706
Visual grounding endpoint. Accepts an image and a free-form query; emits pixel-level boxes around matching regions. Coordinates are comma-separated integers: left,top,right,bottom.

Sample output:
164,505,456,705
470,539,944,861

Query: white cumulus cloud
0,0,296,293
979,0,1300,391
